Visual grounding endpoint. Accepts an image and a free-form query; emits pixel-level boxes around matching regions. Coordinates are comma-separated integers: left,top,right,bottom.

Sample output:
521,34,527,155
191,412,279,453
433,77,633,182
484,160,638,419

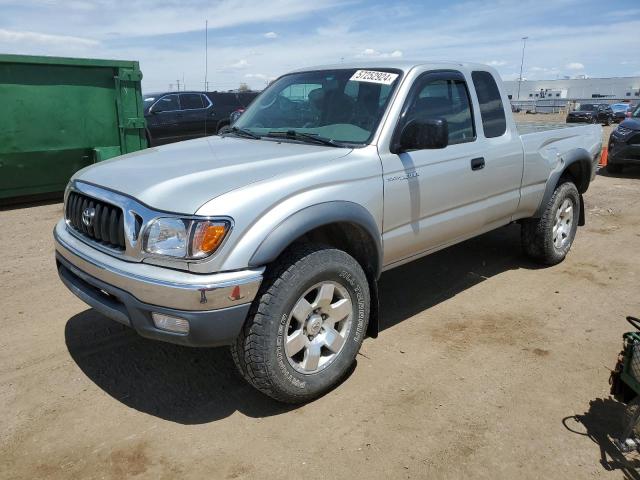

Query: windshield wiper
265,130,343,147
219,125,261,140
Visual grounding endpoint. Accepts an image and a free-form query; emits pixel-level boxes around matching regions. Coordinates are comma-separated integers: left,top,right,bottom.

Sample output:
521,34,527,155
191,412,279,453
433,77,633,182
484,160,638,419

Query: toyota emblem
82,207,96,227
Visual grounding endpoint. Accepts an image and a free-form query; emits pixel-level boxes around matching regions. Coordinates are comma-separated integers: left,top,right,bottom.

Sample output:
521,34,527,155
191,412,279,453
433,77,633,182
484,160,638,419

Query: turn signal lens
191,221,229,258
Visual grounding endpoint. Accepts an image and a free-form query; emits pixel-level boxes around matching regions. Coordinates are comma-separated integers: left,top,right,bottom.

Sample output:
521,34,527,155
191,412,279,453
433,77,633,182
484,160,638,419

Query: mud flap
366,278,379,339
578,194,586,226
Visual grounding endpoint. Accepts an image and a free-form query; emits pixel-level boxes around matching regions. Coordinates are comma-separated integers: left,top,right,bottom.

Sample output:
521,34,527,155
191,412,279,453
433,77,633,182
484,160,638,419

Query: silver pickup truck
55,61,602,403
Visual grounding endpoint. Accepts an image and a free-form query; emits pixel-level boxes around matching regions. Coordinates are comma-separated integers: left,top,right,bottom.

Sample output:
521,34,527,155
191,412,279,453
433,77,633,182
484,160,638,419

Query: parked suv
611,103,635,123
607,104,640,173
566,103,614,125
144,91,259,146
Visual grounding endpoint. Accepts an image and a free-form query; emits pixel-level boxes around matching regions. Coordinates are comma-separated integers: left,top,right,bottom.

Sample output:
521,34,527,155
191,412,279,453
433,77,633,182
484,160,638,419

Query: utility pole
205,20,209,92
517,36,528,101
176,79,181,91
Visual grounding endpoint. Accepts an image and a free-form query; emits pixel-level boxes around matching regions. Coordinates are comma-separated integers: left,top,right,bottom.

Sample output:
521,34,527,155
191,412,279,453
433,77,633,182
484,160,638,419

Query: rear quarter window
471,71,507,138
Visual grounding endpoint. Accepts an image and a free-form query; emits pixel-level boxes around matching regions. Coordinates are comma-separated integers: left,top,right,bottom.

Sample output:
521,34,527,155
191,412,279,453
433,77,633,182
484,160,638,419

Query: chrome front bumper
54,219,263,311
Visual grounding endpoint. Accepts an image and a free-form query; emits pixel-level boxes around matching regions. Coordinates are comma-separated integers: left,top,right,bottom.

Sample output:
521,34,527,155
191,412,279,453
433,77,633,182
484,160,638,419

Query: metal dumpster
0,54,146,201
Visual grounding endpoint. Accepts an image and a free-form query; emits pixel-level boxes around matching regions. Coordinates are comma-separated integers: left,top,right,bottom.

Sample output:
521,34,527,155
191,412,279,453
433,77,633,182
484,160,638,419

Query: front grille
65,191,126,250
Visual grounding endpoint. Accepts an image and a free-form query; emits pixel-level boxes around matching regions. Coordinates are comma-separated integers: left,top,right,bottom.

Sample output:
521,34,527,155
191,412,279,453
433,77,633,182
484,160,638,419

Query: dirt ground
2,118,640,479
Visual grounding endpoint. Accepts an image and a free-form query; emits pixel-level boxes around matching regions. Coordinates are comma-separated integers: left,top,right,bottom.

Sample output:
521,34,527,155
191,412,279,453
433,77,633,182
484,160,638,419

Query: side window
152,94,180,112
471,71,507,138
180,93,205,110
279,83,323,102
405,76,475,145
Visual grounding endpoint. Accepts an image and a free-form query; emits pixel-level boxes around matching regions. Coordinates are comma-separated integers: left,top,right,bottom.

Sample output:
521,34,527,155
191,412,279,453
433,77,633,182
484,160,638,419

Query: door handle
471,157,485,171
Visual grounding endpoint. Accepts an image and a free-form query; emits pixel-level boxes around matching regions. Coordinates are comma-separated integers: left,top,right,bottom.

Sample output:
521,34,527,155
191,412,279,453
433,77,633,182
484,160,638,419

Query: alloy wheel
284,281,353,374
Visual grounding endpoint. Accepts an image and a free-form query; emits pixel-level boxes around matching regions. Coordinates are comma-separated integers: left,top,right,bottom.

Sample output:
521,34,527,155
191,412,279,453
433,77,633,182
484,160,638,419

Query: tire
607,163,623,174
623,396,640,438
521,181,580,265
216,121,229,134
231,244,370,403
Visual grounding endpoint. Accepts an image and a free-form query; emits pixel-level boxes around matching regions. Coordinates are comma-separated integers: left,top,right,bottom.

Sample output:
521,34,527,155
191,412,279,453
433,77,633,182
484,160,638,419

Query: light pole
517,36,528,101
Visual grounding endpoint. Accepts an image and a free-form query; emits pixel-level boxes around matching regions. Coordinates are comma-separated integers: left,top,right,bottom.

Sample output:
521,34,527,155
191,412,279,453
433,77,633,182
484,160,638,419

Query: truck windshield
233,68,402,145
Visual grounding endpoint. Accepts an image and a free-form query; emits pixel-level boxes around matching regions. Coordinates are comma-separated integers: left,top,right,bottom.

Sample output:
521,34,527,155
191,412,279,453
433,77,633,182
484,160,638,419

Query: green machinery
0,54,146,201
611,316,640,453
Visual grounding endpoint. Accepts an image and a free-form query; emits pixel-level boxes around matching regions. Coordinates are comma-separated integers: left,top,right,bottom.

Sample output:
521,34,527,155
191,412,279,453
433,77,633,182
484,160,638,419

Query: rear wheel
231,244,370,403
216,120,230,134
521,181,580,265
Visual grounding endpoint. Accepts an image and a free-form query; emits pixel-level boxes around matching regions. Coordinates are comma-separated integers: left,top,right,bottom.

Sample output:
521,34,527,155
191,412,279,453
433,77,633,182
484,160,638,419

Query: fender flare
533,148,593,219
248,201,383,278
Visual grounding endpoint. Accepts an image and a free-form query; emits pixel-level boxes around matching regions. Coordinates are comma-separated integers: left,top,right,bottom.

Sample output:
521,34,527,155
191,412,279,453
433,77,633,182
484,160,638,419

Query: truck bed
516,122,591,135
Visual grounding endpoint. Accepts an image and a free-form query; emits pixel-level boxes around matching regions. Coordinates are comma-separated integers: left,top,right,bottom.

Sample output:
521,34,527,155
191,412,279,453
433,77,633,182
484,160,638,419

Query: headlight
144,217,230,259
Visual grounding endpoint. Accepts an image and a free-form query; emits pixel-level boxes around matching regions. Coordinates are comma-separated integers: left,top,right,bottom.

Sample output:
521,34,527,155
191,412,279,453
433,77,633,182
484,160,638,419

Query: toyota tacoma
55,61,602,403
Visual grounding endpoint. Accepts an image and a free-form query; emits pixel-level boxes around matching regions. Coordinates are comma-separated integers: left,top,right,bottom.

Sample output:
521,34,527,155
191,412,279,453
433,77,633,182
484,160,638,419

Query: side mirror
397,118,448,152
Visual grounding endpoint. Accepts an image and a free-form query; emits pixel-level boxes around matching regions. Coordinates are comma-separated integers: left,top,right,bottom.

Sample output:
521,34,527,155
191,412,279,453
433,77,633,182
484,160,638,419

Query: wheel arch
248,201,383,338
534,148,593,225
249,201,382,277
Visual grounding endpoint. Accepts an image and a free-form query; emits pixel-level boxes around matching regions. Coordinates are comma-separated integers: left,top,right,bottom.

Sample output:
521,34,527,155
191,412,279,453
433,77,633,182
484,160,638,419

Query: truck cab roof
291,60,489,74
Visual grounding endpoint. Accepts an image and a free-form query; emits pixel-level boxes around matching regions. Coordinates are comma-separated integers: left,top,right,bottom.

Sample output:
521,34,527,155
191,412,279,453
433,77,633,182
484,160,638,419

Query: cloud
358,48,403,58
230,59,250,69
0,0,345,39
0,28,98,48
0,0,637,91
264,31,278,39
245,73,269,79
565,62,585,70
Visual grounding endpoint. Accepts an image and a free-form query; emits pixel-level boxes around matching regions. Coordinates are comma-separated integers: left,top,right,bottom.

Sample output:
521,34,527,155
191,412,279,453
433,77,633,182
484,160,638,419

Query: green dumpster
0,54,147,201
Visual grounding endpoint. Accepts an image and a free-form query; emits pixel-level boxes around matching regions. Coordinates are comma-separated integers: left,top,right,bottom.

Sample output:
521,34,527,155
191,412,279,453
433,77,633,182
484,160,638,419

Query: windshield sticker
350,70,399,85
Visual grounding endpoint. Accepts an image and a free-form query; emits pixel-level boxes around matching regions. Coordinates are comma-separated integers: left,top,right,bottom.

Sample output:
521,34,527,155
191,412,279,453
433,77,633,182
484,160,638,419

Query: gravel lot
2,117,640,479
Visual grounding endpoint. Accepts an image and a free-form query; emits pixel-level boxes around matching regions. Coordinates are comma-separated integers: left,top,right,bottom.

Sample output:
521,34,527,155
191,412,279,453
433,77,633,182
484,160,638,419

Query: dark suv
144,91,259,146
566,103,614,125
607,104,640,173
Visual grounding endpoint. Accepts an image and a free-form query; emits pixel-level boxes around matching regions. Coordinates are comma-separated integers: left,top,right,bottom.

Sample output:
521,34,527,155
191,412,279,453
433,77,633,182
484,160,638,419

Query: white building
503,76,640,101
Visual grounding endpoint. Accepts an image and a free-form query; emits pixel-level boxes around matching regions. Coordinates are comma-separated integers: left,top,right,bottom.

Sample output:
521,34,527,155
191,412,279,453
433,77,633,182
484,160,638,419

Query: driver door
380,70,493,267
147,94,181,145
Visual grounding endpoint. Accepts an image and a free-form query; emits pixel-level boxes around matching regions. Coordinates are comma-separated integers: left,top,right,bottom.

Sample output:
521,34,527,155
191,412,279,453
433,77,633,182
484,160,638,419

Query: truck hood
74,136,352,214
620,118,640,130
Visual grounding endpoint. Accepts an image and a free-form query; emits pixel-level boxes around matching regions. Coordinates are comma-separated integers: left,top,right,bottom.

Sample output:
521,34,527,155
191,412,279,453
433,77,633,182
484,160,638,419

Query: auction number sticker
350,70,399,85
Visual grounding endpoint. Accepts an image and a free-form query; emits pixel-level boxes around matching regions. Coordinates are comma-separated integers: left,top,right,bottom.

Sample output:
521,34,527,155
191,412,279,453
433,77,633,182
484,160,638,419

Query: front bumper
566,116,592,123
54,220,263,347
609,136,640,166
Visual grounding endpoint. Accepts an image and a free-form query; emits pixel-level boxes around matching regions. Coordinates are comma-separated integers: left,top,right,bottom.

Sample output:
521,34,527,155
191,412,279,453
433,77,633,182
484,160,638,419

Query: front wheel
521,181,580,265
231,244,370,403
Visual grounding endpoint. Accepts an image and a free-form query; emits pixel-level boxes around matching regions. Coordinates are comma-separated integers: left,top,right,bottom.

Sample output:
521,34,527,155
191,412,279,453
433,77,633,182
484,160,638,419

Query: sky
1,0,639,93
